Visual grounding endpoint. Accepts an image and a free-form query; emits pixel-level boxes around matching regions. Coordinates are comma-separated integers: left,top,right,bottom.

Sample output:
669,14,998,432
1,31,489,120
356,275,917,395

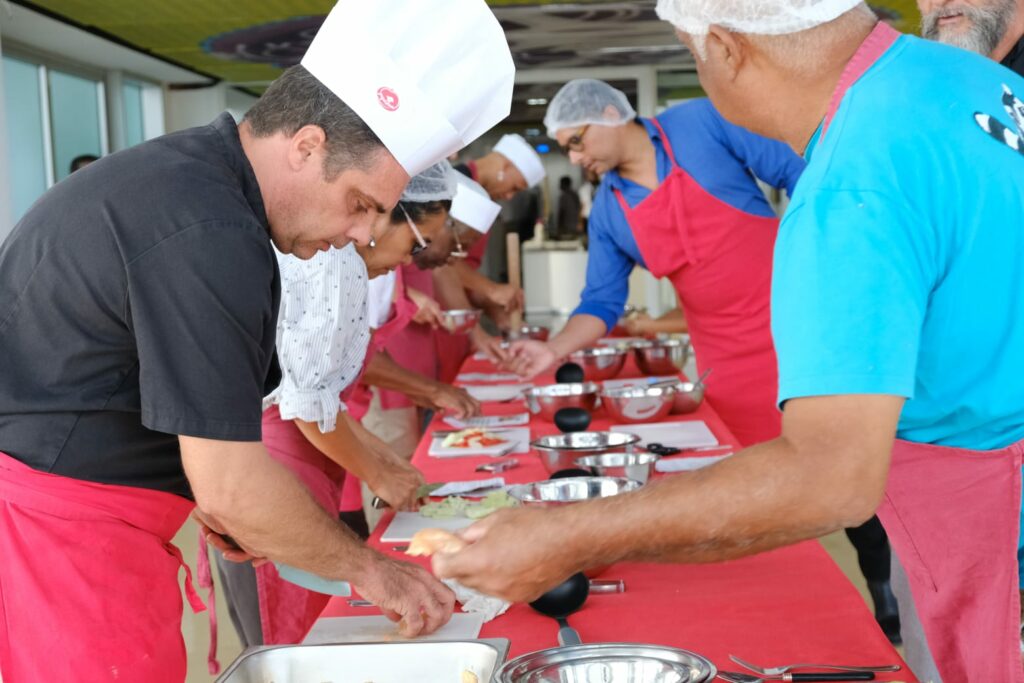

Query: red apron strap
647,117,680,169
821,22,901,140
194,531,222,675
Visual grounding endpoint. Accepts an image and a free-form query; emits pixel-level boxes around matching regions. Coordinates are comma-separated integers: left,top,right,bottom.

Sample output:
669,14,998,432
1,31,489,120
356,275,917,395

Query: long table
324,354,914,680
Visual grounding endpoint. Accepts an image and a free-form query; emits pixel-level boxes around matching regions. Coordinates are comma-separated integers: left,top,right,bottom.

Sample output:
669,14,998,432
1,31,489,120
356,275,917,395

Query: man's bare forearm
363,350,438,400
548,314,608,358
182,437,377,582
295,416,390,481
549,396,901,568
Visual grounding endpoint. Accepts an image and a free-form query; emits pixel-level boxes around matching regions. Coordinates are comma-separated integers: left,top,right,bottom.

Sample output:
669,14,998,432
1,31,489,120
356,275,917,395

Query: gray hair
921,0,1016,56
244,65,385,179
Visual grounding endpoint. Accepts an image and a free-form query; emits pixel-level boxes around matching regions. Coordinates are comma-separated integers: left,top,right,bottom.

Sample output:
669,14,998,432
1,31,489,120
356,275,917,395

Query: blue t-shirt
573,99,806,330
772,35,1024,450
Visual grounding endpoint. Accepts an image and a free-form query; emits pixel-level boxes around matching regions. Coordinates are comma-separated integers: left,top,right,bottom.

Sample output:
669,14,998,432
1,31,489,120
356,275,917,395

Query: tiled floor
179,521,878,682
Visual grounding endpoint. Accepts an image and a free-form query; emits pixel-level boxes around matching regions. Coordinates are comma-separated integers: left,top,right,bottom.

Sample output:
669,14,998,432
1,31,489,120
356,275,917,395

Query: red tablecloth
324,354,914,680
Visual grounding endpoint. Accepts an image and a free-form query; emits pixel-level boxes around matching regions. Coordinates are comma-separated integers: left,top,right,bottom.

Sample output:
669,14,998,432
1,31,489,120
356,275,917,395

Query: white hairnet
401,160,458,203
655,0,863,36
543,79,637,138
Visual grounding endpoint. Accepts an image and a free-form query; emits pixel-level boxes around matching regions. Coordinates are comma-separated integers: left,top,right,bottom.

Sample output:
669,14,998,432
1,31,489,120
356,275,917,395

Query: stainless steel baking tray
215,638,510,682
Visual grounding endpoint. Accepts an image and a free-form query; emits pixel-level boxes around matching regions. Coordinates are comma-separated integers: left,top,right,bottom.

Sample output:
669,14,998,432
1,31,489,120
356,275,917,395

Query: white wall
163,85,258,134
0,30,13,243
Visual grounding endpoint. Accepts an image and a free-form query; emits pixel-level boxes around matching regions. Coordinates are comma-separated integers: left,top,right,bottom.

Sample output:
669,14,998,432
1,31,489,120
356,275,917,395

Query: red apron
0,451,205,682
339,267,421,513
615,120,780,446
380,264,440,410
823,21,1024,681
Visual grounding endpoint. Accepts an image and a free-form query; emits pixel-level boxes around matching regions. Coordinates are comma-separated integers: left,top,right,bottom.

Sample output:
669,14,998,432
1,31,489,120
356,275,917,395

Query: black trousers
844,515,890,583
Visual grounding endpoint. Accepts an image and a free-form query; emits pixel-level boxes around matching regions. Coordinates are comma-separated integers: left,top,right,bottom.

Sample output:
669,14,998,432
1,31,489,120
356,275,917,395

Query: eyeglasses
560,124,590,154
400,205,430,257
447,217,468,259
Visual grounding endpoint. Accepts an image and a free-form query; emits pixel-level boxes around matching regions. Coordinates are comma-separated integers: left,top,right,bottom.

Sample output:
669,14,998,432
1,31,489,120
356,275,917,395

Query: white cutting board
428,427,530,457
303,613,485,644
380,511,475,542
611,421,718,449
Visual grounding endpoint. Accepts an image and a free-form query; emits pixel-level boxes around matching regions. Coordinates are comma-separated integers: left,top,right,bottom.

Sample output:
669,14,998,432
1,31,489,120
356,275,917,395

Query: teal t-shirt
773,34,1024,450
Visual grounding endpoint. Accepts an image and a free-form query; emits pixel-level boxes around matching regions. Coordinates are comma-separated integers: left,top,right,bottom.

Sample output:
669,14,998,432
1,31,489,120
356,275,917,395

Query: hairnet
655,0,864,36
543,79,637,138
401,160,458,203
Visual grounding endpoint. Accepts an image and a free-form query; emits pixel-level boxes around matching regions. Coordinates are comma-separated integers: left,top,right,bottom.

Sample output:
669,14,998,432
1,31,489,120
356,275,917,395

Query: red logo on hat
377,87,400,112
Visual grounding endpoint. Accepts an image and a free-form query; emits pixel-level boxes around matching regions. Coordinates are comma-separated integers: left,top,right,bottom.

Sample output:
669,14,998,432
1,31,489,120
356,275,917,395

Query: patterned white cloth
366,269,397,330
263,245,370,433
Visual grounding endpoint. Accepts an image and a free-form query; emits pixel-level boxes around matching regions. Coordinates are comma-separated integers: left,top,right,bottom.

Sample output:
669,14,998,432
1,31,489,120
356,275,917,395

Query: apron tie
194,530,222,675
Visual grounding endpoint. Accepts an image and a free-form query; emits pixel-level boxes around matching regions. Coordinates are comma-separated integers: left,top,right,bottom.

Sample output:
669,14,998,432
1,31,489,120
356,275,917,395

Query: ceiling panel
11,0,923,85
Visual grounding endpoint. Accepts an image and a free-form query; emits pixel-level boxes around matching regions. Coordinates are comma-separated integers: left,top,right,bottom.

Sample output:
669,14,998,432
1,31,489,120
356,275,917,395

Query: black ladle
554,407,591,434
554,362,585,384
528,572,589,646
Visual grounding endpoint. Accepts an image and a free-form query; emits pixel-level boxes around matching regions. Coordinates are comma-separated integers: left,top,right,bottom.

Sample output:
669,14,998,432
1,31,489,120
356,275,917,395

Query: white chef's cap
493,134,546,188
402,160,458,203
450,172,501,234
544,79,637,138
655,0,864,35
302,0,515,177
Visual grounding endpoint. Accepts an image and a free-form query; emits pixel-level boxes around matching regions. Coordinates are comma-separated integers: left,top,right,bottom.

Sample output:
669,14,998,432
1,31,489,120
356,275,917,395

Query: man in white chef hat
0,0,514,679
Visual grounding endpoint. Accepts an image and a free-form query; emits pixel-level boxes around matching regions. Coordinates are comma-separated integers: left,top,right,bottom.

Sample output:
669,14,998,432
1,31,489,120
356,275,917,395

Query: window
48,69,105,182
2,55,48,220
122,80,145,148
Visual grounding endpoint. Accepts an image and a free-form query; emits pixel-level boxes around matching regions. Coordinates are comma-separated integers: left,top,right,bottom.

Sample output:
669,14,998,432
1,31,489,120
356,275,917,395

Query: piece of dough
407,528,468,556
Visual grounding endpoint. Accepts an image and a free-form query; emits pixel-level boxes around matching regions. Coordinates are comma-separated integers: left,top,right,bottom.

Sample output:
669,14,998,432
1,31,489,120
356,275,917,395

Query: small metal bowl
575,452,660,485
569,346,629,381
505,324,550,342
524,383,600,421
601,385,676,424
531,431,641,474
633,338,689,376
507,476,640,507
671,380,706,415
441,308,481,335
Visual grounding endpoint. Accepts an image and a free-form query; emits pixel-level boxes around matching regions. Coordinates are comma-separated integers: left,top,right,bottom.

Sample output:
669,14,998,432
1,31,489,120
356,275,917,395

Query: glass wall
48,69,104,182
2,56,48,220
122,80,145,148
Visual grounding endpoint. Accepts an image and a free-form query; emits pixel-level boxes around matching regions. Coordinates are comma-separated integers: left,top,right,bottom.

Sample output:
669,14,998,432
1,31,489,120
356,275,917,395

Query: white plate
443,413,530,429
380,511,475,543
456,372,522,383
610,421,718,449
428,427,530,457
464,384,531,402
303,613,485,644
656,454,731,473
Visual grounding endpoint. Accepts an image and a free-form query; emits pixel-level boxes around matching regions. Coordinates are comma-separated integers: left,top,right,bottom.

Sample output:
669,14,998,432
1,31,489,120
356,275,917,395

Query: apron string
193,530,221,675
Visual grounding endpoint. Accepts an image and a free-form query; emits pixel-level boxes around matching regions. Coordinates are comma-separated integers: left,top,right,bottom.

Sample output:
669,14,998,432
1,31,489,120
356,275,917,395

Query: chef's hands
354,555,456,637
485,282,525,314
425,382,482,419
432,507,579,603
502,340,558,380
193,509,269,566
407,286,446,329
366,459,427,512
623,312,655,337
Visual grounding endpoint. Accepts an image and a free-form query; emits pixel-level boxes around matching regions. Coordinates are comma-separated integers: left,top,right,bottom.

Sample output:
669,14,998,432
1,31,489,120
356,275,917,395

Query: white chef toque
655,0,864,36
493,134,547,187
302,0,515,177
450,173,502,234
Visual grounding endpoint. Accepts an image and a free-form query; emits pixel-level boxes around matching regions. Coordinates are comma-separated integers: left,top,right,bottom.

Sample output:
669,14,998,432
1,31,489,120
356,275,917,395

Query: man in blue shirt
437,3,1024,679
507,79,805,448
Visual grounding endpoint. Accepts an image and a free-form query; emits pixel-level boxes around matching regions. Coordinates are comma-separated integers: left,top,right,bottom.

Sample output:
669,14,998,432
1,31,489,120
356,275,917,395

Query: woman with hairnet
506,78,804,448
208,162,463,652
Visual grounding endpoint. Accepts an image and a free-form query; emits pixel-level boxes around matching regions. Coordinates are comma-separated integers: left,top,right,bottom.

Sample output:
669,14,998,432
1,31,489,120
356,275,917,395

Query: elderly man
0,0,513,679
434,2,1024,680
920,0,1024,72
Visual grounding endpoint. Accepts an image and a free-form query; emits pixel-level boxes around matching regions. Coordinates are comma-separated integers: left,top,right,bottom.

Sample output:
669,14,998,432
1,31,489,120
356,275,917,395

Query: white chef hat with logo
655,0,864,35
450,172,502,234
494,134,547,188
302,0,515,177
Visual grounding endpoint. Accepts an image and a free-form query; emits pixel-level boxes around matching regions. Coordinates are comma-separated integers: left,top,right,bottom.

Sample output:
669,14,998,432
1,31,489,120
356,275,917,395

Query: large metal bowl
633,338,689,376
575,451,660,485
496,642,717,683
601,385,676,424
531,431,641,474
569,346,629,381
671,380,706,415
507,476,640,507
441,308,481,335
524,383,600,421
